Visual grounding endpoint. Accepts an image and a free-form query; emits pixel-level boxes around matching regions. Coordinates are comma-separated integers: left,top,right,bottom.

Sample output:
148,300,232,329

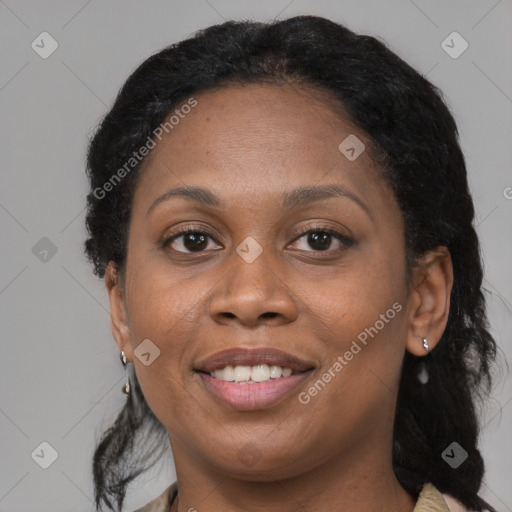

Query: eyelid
292,223,353,243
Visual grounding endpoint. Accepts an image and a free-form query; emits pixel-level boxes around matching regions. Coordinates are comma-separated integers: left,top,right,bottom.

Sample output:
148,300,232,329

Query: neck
169,439,416,512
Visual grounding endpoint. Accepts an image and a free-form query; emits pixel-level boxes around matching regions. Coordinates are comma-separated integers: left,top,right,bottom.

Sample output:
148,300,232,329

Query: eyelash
161,224,354,254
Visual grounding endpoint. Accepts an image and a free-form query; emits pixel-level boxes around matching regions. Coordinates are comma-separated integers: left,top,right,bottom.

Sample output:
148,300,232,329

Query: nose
208,246,298,328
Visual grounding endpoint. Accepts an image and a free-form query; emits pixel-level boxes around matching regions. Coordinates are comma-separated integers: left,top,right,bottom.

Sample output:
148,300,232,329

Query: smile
197,367,314,410
209,364,295,383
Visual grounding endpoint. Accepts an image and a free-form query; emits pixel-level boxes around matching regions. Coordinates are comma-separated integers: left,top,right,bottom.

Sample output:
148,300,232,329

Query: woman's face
109,83,420,478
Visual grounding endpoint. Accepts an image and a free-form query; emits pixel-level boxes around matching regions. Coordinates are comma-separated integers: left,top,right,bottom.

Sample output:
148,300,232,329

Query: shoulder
132,481,178,512
442,492,474,512
415,482,473,512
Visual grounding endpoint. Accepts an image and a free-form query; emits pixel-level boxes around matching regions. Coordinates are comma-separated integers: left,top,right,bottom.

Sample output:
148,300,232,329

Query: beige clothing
133,481,470,512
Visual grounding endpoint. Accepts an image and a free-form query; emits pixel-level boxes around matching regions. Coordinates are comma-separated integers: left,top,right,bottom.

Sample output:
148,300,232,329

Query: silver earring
417,362,429,384
422,337,429,353
120,350,131,395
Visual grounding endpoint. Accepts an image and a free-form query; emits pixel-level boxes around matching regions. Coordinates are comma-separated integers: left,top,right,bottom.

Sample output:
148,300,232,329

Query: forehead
134,83,391,214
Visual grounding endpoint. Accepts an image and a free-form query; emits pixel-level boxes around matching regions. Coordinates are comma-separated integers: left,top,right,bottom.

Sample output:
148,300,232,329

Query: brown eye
162,228,221,253
289,227,354,252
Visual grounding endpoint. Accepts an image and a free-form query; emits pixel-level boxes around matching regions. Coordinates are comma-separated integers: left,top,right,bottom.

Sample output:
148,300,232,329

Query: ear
405,246,454,356
105,262,133,361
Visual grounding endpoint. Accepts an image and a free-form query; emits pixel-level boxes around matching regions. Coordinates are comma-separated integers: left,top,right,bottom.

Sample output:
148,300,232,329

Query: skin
105,83,453,512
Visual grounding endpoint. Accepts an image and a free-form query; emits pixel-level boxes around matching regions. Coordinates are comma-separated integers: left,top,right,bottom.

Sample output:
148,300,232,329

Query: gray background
1,1,511,511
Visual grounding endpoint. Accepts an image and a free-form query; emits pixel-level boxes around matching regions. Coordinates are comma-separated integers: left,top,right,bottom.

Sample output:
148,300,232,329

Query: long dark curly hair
84,15,498,512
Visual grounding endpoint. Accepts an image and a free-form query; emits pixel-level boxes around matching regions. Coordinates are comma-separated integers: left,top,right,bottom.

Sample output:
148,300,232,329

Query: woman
84,15,498,512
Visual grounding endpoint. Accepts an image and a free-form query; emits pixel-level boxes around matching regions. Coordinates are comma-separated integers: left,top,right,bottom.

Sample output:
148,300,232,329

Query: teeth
251,364,270,382
234,365,252,382
214,366,234,381
269,365,282,378
209,364,295,383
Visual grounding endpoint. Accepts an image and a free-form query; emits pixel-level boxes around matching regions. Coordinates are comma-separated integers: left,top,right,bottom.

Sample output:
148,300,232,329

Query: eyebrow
146,183,372,219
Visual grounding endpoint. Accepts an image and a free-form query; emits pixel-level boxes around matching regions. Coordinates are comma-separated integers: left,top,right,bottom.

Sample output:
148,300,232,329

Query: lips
198,371,313,410
194,346,316,410
194,347,316,374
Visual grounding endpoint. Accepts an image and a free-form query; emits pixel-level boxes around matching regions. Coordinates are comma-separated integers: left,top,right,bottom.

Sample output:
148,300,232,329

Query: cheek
302,251,405,342
122,261,206,411
125,257,203,337
298,246,407,405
